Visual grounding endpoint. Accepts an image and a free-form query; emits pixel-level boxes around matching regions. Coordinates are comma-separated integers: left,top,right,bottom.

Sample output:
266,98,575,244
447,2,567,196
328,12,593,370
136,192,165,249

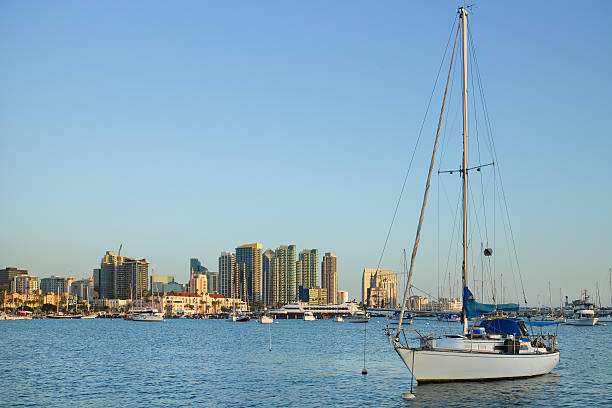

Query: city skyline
1,2,611,306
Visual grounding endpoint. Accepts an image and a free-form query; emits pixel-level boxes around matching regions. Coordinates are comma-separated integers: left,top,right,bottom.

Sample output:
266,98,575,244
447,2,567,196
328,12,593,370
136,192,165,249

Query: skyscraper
99,251,148,300
236,243,263,304
40,276,68,295
262,249,275,306
321,252,338,305
218,252,235,298
190,258,208,275
274,245,296,304
297,249,318,290
362,268,397,308
0,267,27,292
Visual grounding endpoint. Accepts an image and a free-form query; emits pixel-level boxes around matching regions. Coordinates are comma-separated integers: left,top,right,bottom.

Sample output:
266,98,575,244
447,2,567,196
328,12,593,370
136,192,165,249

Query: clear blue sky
1,1,611,306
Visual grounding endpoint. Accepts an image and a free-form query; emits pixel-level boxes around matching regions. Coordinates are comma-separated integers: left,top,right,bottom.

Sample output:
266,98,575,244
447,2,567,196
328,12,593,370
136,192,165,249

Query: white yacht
132,310,164,322
303,311,315,321
260,315,274,324
566,309,598,326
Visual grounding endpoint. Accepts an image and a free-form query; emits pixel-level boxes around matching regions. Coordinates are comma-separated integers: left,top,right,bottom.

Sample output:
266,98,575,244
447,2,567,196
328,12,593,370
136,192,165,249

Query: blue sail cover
463,287,519,318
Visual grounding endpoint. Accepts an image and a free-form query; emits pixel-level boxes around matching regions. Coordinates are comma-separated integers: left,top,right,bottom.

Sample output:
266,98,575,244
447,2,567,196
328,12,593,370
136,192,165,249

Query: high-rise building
40,276,68,295
321,253,338,305
362,268,397,308
70,278,94,301
190,258,209,275
10,275,38,294
218,252,235,297
99,251,149,300
296,249,318,290
190,274,208,295
206,272,218,294
262,249,275,306
92,268,101,298
0,267,27,292
236,243,263,304
274,245,296,304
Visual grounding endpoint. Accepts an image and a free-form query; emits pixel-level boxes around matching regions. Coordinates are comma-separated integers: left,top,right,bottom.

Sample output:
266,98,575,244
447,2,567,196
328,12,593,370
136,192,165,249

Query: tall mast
460,7,470,333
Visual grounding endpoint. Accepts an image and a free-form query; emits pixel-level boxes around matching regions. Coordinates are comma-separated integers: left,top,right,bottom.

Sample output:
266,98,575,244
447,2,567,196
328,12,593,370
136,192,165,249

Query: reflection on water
411,374,560,407
0,318,610,407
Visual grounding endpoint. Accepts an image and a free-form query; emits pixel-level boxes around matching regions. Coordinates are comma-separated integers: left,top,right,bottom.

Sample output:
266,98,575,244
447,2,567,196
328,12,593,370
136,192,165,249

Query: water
1,318,610,407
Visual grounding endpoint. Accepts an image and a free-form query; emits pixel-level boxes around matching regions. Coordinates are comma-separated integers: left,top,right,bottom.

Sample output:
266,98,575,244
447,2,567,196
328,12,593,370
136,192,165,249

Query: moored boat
386,7,560,384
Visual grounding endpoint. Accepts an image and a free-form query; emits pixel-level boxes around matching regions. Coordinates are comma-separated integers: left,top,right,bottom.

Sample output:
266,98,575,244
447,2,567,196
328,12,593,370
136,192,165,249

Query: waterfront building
40,276,68,295
262,249,275,306
151,275,174,293
10,275,38,294
423,297,461,312
70,278,94,301
66,277,76,295
0,267,28,291
362,268,397,308
407,295,429,310
5,292,41,309
190,272,208,295
106,299,131,311
337,290,349,304
206,272,218,293
304,286,328,305
236,243,263,304
297,249,318,290
205,293,247,313
99,251,149,300
218,252,235,297
274,245,296,304
321,253,338,305
161,292,203,315
42,292,59,306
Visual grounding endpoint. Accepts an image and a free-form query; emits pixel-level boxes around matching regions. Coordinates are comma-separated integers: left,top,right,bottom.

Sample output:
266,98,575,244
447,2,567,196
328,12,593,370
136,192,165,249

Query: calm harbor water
1,318,610,407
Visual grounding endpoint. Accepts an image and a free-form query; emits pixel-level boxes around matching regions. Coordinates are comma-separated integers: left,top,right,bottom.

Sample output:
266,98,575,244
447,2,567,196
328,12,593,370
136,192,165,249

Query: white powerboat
303,311,316,321
132,310,164,322
566,309,598,326
260,315,274,324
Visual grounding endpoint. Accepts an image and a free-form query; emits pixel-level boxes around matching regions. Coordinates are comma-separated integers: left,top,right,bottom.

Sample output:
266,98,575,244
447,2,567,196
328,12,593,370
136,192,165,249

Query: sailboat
388,7,560,382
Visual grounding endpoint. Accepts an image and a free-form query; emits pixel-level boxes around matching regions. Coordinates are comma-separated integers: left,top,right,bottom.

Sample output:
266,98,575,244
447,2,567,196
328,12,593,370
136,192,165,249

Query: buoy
362,369,367,375
402,393,416,400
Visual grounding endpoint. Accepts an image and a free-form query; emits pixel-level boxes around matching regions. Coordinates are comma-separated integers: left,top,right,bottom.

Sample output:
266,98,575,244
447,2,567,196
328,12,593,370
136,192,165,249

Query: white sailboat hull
395,347,560,382
132,313,164,322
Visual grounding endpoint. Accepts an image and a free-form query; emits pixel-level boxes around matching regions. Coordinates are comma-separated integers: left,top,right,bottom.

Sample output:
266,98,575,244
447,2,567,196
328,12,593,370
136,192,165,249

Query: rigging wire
363,17,459,374
468,22,528,304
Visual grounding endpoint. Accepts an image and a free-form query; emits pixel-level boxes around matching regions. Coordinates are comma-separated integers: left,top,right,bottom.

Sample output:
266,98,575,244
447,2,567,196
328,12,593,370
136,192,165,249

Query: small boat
437,313,460,323
132,310,164,322
389,311,412,325
303,311,316,321
348,313,370,323
236,313,250,322
260,315,274,324
47,313,82,319
566,309,598,326
81,314,98,319
333,316,344,322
